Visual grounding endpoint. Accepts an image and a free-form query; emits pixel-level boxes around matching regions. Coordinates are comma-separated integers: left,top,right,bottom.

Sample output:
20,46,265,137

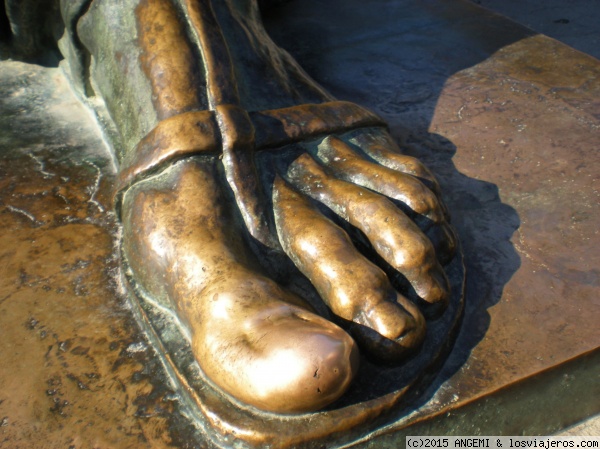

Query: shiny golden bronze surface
1,0,599,447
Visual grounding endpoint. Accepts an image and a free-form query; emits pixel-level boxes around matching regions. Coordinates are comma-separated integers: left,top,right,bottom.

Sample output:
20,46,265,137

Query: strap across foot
114,100,387,216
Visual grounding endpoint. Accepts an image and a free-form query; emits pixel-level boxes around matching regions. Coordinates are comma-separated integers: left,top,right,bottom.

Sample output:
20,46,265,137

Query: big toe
195,301,359,414
245,319,358,412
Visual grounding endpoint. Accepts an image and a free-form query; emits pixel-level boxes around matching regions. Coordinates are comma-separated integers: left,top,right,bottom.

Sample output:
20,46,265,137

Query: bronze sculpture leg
3,0,457,413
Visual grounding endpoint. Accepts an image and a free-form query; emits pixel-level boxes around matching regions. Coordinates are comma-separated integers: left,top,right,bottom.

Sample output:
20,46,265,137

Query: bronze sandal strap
116,110,221,199
114,100,386,207
252,101,385,150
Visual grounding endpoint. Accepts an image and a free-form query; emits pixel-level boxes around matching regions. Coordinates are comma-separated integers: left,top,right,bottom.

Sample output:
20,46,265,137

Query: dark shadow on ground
263,0,524,412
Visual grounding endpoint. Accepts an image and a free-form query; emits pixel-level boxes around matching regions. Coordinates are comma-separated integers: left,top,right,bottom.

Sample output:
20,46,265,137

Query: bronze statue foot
112,102,457,387
2,0,464,442
119,119,458,416
2,0,462,422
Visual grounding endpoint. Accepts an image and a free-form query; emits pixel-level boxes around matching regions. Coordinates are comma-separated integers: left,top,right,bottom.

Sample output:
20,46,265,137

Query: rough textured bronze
252,101,386,148
137,0,204,120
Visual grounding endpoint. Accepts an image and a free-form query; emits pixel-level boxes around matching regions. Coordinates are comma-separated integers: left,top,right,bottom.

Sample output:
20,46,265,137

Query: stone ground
469,0,600,60
470,0,600,437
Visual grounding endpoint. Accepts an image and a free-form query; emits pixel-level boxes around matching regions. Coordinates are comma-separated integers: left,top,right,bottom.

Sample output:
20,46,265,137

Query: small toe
273,176,426,362
348,130,442,194
426,220,458,265
315,136,457,263
315,136,443,222
285,153,450,307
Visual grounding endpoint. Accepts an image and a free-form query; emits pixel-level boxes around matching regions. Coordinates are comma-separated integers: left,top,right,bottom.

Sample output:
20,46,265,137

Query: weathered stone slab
0,62,203,448
0,0,598,447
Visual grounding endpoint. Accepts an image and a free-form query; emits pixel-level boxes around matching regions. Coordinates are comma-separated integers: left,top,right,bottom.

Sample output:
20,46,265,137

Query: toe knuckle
397,236,430,268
